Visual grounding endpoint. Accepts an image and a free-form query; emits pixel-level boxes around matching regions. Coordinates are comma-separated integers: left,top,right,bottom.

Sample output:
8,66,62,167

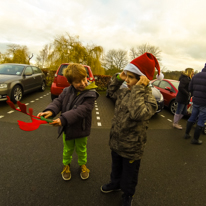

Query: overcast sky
0,0,206,72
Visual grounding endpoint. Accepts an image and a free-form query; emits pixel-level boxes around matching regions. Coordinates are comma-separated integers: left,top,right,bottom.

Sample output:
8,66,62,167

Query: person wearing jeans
184,64,206,144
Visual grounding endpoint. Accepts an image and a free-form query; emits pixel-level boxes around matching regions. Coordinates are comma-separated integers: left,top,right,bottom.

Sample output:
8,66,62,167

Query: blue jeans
188,104,206,127
176,103,187,115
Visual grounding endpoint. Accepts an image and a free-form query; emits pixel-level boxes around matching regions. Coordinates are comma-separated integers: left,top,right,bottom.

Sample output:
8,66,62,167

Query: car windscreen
58,65,90,76
171,81,179,90
0,65,24,75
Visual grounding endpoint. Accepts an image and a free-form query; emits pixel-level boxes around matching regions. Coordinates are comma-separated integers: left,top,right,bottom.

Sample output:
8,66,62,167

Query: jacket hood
179,73,189,81
84,81,98,90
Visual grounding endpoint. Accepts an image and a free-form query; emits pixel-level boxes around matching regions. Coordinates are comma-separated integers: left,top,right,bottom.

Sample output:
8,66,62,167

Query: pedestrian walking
37,63,99,180
184,63,206,144
101,53,162,206
173,68,194,129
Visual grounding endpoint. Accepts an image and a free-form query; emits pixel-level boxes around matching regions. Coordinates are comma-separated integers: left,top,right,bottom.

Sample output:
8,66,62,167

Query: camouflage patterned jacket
108,74,158,160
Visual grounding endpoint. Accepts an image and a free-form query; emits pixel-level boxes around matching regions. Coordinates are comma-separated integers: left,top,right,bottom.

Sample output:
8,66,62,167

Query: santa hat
124,52,164,80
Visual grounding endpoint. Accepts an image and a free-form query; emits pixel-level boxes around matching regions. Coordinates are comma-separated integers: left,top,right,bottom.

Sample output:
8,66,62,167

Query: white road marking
97,122,102,126
95,108,99,110
167,119,172,122
96,116,100,120
0,115,4,118
96,112,99,115
161,115,165,117
25,103,29,105
30,101,35,103
7,110,14,114
95,105,98,107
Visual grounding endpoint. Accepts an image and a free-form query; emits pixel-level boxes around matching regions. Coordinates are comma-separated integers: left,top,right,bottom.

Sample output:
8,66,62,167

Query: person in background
173,68,194,129
184,64,206,144
101,53,162,206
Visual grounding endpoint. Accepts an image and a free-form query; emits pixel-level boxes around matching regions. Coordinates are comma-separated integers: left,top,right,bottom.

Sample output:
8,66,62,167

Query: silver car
0,63,46,103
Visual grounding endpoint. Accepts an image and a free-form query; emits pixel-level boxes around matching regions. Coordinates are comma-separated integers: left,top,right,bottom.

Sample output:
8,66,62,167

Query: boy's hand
37,111,53,119
119,71,127,81
49,118,62,126
136,76,150,87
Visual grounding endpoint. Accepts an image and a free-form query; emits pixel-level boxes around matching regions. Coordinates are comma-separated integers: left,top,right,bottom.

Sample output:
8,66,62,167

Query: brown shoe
80,165,90,180
61,165,71,181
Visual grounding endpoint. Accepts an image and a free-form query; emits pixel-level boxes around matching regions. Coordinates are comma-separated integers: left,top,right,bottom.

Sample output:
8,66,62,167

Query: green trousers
62,133,88,166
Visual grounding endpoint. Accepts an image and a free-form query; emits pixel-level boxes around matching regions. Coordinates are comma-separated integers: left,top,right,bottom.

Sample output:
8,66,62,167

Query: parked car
50,63,95,100
0,63,46,103
106,80,164,114
151,79,192,115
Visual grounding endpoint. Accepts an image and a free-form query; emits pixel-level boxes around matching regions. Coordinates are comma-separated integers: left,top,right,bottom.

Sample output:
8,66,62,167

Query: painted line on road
96,112,99,115
96,116,100,120
0,115,4,118
30,101,35,103
97,122,102,126
167,119,172,122
161,115,165,117
95,108,99,110
7,110,14,114
25,103,29,105
36,99,39,100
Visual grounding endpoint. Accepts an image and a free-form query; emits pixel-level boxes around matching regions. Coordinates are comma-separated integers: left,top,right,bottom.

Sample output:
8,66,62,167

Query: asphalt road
0,88,206,206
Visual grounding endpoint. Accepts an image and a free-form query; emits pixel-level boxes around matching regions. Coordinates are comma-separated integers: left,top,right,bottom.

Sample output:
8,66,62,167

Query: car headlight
0,84,7,88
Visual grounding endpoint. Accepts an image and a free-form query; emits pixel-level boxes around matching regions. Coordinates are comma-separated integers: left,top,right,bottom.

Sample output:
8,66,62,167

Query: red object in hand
6,96,48,131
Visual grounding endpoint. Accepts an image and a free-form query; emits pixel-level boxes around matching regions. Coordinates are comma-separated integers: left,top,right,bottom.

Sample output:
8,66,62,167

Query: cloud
0,0,206,71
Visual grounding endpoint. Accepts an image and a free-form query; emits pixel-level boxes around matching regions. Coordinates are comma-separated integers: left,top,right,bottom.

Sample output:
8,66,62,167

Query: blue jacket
189,66,206,106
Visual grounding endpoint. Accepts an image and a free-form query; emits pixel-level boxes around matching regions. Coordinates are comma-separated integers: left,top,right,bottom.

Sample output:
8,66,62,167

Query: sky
0,0,206,72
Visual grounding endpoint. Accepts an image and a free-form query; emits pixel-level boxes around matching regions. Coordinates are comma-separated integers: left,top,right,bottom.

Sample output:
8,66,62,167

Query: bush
41,69,111,90
94,74,111,91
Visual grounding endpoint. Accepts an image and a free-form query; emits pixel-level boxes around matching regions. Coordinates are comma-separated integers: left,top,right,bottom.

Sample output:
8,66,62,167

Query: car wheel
11,85,23,103
170,100,177,115
40,81,46,91
51,94,58,101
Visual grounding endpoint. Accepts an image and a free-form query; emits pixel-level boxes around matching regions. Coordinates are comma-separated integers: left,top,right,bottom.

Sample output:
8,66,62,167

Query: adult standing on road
184,63,206,144
173,68,194,129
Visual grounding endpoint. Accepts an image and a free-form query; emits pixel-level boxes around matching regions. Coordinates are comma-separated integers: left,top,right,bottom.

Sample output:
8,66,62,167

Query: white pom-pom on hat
156,72,164,80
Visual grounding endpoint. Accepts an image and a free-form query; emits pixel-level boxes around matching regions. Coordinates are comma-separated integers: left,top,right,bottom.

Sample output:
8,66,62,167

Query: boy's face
125,71,139,90
72,77,88,91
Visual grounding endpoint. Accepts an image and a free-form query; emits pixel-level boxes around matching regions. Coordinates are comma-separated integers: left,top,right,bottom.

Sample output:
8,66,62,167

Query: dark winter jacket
175,74,191,104
44,83,99,140
107,74,157,160
189,66,206,106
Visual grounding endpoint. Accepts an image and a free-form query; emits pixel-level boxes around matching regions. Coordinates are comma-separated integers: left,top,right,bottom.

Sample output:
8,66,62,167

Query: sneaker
191,139,203,145
173,123,182,130
61,165,71,181
122,194,133,206
100,182,121,193
184,134,191,139
80,165,90,180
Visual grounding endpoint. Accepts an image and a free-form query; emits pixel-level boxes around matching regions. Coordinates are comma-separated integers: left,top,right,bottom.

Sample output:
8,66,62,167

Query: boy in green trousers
38,63,99,180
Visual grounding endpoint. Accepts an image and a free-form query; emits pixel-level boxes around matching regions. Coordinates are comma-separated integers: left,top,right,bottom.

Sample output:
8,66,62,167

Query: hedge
41,69,112,91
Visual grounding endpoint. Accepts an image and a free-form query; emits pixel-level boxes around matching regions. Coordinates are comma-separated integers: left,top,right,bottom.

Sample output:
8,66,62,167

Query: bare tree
129,43,161,61
103,49,128,71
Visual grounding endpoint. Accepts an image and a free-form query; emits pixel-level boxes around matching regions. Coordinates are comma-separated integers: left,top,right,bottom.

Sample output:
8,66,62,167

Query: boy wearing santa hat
100,53,163,206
